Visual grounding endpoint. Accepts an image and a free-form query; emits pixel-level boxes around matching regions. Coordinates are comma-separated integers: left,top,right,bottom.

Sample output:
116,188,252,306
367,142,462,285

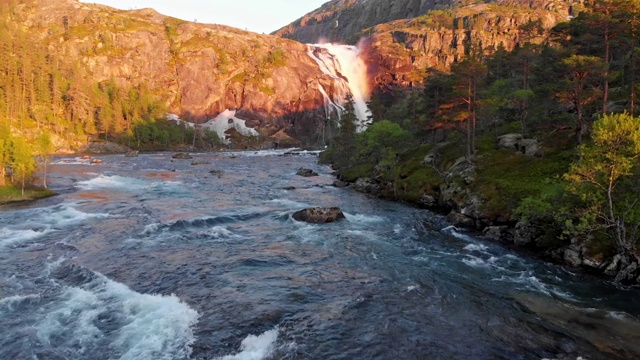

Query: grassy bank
0,185,57,205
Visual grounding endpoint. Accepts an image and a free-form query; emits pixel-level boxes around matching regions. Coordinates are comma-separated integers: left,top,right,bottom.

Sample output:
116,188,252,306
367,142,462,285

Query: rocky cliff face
274,0,580,44
361,3,571,88
275,0,443,44
14,0,353,143
276,0,583,91
8,0,586,144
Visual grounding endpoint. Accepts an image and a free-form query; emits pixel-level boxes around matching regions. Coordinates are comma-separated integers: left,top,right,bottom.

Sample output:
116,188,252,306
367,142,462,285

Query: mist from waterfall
307,43,372,132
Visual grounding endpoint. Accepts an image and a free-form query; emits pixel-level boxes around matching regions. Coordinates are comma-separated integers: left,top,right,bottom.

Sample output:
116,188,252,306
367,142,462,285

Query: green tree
35,131,53,188
564,112,640,253
0,137,9,186
359,120,412,164
569,0,635,113
450,57,487,159
9,136,36,195
557,55,606,144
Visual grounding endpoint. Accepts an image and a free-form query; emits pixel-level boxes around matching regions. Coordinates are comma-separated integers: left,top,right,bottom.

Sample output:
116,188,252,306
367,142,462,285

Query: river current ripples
1,150,639,360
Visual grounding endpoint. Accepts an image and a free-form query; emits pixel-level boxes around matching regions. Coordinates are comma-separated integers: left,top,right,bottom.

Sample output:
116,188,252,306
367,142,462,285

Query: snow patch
168,110,259,145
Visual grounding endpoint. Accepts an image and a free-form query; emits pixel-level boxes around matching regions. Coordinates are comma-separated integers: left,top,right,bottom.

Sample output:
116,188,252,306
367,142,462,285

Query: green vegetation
0,3,211,200
564,113,640,254
0,185,56,204
324,0,640,260
0,128,55,203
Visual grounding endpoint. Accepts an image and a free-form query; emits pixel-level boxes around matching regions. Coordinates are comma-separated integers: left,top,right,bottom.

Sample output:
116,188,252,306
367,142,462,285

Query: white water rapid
3,153,640,359
307,44,372,132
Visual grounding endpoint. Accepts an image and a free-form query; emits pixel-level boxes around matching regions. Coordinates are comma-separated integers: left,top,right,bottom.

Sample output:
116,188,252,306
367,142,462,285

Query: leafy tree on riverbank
0,130,8,187
564,113,640,253
35,131,53,188
9,136,36,195
321,1,640,267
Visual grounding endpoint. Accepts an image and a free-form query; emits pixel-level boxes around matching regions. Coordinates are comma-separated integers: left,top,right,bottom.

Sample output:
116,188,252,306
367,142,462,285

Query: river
1,150,639,360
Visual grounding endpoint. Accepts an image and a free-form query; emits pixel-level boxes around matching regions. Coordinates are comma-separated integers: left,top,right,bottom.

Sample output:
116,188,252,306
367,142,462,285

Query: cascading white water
307,44,372,132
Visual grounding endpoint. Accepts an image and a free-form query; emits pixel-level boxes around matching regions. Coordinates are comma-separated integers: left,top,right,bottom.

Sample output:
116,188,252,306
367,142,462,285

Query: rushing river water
1,150,640,360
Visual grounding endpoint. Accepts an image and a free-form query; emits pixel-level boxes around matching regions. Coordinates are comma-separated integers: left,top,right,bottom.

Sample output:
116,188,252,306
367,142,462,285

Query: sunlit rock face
361,3,572,89
17,0,373,144
15,0,580,145
274,0,579,44
276,0,581,90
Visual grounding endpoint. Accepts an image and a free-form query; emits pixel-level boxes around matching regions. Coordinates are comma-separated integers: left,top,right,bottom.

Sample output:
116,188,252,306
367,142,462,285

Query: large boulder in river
172,153,193,159
292,207,345,223
296,168,318,177
332,180,350,188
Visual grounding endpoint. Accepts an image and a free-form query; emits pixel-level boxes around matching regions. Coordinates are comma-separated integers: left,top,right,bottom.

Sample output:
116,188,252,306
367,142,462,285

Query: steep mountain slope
362,3,572,88
277,0,583,91
275,0,580,44
2,0,585,147
9,0,354,143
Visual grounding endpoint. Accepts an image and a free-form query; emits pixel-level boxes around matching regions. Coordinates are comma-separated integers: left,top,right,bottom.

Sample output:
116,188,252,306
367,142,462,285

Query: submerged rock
292,207,345,223
172,153,193,159
209,169,224,178
332,180,349,188
296,168,318,177
191,160,212,165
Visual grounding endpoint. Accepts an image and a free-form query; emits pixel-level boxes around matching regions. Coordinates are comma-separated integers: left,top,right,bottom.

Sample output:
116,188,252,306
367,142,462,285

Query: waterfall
307,44,372,132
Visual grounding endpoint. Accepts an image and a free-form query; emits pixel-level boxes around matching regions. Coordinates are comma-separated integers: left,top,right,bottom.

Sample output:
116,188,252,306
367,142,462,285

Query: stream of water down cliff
1,150,640,360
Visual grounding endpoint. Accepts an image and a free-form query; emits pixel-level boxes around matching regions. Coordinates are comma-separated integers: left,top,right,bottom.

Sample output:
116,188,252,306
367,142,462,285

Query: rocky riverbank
329,134,640,287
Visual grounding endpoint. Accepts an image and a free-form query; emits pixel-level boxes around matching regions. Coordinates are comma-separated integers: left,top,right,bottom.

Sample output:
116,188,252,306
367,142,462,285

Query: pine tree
557,55,606,144
450,57,487,159
333,94,357,169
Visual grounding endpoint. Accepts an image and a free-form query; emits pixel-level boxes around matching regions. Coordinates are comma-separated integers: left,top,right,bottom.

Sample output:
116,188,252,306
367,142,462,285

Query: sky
79,0,328,34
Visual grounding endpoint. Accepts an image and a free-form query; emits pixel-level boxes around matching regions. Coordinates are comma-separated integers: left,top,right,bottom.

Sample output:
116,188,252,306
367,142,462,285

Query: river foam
0,204,109,248
76,174,182,193
218,327,279,360
36,260,199,359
